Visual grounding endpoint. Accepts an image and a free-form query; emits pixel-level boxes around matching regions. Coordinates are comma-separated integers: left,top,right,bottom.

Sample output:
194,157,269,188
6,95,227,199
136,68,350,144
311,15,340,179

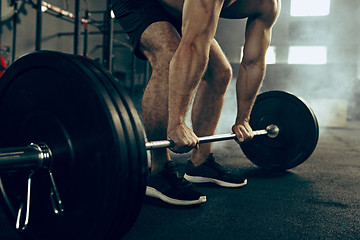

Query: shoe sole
184,174,248,188
146,186,207,206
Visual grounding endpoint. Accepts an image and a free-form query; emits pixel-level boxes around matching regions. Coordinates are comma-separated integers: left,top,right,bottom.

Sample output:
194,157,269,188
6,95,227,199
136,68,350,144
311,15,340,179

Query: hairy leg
191,39,233,166
140,22,181,173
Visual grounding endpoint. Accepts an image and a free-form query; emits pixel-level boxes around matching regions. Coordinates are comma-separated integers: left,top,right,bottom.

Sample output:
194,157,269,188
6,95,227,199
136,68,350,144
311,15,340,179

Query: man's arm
167,0,225,153
232,0,280,142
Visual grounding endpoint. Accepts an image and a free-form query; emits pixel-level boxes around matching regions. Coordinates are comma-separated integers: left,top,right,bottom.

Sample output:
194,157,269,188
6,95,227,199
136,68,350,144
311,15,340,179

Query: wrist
235,115,250,125
167,119,185,133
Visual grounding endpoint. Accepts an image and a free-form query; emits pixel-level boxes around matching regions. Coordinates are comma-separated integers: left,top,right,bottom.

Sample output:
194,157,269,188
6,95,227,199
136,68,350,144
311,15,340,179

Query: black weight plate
70,55,145,238
90,58,148,232
75,56,147,238
0,51,128,240
240,91,319,171
114,83,147,236
62,54,137,239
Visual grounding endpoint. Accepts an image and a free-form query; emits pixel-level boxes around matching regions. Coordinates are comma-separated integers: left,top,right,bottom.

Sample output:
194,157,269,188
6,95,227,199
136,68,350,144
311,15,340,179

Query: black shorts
112,0,182,60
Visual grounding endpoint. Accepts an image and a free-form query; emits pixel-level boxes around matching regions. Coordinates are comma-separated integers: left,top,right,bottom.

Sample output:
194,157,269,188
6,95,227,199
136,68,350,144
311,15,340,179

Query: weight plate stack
71,54,147,238
0,51,144,240
75,56,148,237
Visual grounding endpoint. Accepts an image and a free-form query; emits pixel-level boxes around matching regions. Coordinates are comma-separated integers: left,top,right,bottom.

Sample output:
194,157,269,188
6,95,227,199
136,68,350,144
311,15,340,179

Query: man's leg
140,21,180,173
140,21,206,205
190,39,232,166
184,39,247,188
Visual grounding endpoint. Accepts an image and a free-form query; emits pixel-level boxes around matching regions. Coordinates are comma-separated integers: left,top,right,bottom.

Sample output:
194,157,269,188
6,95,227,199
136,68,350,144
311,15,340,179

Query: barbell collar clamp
16,172,34,232
49,170,65,216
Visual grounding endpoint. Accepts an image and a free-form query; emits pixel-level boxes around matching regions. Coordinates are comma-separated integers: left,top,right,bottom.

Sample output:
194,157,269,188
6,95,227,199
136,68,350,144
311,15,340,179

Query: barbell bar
0,51,319,240
145,124,280,150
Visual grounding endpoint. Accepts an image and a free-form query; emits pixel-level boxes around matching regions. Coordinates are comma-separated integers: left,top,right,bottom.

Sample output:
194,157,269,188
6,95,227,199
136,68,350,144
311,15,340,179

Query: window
288,46,327,64
265,46,277,64
240,46,276,64
291,0,331,17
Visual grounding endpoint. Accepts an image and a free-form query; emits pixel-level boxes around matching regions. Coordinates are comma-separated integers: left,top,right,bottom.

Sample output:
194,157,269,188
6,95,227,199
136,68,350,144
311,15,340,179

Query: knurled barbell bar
0,51,319,240
145,124,280,150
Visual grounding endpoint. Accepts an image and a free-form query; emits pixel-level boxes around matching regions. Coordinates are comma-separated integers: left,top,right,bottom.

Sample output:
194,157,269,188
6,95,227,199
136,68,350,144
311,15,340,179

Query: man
112,0,280,205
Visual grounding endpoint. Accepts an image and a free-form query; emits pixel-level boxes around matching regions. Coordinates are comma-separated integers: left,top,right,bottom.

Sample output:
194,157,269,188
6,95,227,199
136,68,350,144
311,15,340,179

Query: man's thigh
140,22,181,61
112,0,181,60
139,22,181,68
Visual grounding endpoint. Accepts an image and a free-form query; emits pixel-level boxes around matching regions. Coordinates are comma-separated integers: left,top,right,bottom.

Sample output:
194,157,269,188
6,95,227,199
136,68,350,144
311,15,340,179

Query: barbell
0,51,319,240
145,124,280,150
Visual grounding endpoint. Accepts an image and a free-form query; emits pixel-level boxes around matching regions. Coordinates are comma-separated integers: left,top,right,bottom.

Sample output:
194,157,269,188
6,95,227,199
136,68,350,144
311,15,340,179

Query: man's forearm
166,0,223,134
235,62,266,124
167,43,210,131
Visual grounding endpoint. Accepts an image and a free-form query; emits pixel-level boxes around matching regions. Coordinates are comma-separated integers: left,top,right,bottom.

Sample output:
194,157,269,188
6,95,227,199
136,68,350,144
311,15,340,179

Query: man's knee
204,63,232,95
143,39,179,68
217,64,233,83
212,65,233,85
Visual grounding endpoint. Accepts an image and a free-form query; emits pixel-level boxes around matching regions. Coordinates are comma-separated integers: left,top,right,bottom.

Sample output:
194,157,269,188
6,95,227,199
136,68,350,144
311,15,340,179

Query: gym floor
1,120,359,239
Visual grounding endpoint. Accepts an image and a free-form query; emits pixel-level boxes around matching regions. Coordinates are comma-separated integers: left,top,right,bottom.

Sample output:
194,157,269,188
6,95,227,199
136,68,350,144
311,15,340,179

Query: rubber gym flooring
1,120,359,240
